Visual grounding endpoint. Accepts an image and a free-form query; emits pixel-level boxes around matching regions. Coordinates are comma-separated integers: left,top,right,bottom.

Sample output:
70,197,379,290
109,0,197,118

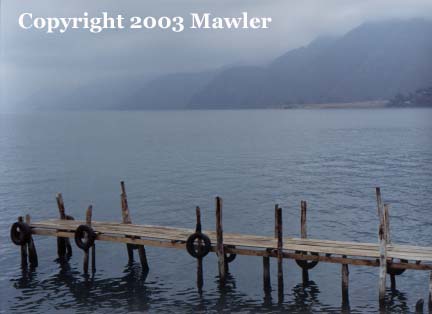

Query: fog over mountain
128,18,432,109
10,18,432,110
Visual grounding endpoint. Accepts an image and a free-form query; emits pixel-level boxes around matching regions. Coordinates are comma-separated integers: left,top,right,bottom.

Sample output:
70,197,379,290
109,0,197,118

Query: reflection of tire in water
186,232,211,258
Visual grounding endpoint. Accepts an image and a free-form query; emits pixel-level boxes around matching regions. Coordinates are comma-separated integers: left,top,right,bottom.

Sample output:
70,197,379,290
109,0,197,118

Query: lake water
1,109,431,313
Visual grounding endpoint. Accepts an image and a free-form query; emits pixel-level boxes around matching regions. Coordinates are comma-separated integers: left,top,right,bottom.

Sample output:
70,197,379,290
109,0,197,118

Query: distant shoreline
280,100,388,109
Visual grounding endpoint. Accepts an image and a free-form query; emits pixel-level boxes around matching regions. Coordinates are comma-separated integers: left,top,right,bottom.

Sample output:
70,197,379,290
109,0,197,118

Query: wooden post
263,255,271,293
87,206,96,273
56,194,66,259
196,206,203,292
216,196,225,285
83,205,93,274
390,272,396,293
120,181,132,224
300,200,309,283
56,193,72,258
384,204,391,243
56,193,66,220
18,216,28,268
121,182,134,261
376,187,387,307
428,271,432,312
341,255,350,307
275,206,283,302
383,203,397,291
137,245,149,272
301,200,307,239
416,299,424,313
25,214,38,268
379,226,387,305
91,242,96,274
120,181,149,271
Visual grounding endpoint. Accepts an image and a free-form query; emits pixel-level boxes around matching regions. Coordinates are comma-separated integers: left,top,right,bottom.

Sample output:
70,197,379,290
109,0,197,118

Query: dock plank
30,219,432,263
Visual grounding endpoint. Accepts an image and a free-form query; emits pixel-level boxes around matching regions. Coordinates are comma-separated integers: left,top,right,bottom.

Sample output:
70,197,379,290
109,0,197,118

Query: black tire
10,222,31,246
225,245,237,263
186,232,211,259
387,259,407,276
74,225,96,251
295,251,319,270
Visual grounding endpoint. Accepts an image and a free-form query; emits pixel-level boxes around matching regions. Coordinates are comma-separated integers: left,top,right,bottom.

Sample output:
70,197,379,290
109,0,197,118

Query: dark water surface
1,109,431,313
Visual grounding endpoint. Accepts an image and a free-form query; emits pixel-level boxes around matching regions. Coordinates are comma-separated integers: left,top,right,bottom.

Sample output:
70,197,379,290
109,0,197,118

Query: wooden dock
30,219,432,269
9,183,432,311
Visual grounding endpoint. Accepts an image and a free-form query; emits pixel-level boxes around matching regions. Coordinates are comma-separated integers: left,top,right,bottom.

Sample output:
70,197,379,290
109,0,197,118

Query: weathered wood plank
29,228,432,270
29,219,432,261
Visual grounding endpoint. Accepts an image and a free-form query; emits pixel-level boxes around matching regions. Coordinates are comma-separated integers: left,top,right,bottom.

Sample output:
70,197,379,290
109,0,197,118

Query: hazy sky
1,0,432,110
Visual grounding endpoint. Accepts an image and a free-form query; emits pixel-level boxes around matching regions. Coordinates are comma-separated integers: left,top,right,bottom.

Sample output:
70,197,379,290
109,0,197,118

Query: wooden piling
18,216,28,268
25,214,38,268
384,204,391,243
216,196,225,285
301,200,307,239
376,188,387,307
383,203,397,291
196,206,203,292
120,181,132,224
120,181,149,271
137,246,149,272
56,193,66,220
83,205,93,274
91,242,96,273
263,204,279,291
275,206,283,302
300,200,309,283
56,193,72,258
263,256,271,293
89,207,96,274
390,274,396,292
416,299,424,313
429,271,432,312
341,255,349,307
121,182,134,261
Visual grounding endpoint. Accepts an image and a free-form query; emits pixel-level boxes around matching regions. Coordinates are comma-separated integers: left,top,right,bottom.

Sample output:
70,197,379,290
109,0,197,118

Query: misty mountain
189,19,432,108
25,75,153,111
27,18,432,110
124,71,216,110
